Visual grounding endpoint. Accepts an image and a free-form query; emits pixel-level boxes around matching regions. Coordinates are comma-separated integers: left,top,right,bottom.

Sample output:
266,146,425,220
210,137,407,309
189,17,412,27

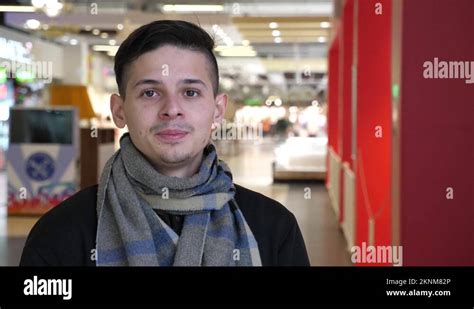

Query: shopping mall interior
0,0,472,266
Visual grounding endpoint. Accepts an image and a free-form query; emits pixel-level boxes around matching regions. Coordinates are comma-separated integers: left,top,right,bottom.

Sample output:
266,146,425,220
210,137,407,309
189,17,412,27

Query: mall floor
0,139,351,266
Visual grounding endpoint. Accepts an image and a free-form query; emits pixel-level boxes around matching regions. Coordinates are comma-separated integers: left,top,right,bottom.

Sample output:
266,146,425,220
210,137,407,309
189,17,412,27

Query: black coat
20,184,310,266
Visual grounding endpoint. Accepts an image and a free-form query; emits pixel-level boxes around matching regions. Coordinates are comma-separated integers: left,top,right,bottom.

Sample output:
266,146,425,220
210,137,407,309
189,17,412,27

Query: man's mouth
154,129,189,142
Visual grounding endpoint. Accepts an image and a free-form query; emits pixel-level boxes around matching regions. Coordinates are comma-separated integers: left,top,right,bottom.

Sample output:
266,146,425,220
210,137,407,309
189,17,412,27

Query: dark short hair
114,20,219,97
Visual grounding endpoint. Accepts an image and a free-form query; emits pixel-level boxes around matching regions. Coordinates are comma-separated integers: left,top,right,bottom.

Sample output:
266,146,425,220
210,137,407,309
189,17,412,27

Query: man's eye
143,90,157,98
185,89,199,97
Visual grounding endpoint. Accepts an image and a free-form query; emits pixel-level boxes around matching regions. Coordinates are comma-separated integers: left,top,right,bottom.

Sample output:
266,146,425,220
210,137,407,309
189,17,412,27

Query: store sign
0,37,32,63
7,107,78,215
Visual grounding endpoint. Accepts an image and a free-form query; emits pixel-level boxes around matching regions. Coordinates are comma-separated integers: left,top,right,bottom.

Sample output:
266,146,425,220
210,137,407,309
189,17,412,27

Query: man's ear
110,94,126,128
213,93,228,124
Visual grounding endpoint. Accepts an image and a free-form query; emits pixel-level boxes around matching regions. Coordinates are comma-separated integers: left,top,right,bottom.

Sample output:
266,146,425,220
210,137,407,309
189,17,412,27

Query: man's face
110,45,227,175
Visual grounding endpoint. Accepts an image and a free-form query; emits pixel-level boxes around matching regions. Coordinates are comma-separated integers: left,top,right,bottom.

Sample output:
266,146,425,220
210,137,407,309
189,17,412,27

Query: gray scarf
95,134,262,266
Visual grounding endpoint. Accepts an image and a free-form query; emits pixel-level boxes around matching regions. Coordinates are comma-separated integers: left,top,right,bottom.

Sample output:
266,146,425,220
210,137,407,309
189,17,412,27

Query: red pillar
326,33,340,188
338,0,354,223
355,0,392,265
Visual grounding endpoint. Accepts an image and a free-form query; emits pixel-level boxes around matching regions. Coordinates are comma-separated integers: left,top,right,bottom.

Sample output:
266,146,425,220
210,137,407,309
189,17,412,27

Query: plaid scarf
96,134,261,266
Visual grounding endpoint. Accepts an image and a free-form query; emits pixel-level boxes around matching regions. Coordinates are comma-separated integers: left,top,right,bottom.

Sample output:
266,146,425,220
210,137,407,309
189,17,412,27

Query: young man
20,20,310,266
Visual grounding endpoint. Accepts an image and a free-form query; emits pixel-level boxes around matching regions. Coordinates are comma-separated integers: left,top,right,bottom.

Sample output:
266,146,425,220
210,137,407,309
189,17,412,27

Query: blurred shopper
275,117,291,140
20,20,309,266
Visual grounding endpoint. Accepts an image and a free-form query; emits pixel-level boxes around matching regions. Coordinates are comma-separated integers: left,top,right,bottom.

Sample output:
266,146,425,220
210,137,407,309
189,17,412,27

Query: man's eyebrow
180,79,208,89
133,78,208,89
134,79,163,88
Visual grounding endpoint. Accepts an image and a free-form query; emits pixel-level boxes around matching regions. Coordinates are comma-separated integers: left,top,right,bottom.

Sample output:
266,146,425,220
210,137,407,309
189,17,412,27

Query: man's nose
159,95,184,120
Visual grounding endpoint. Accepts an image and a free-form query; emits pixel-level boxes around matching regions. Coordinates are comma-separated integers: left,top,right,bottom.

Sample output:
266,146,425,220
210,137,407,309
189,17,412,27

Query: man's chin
156,148,192,165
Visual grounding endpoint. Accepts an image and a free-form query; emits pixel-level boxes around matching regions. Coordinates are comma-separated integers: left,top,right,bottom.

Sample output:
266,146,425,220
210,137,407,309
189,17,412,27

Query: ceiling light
162,4,223,12
224,51,256,57
92,29,100,35
100,33,109,39
274,37,282,43
0,5,35,12
215,46,257,57
34,0,63,18
272,30,281,37
320,22,331,28
25,19,41,30
109,39,116,46
317,36,327,43
269,22,278,29
69,39,78,45
117,24,124,30
92,45,120,52
274,98,282,106
44,6,61,17
215,45,254,52
84,25,92,31
31,0,45,8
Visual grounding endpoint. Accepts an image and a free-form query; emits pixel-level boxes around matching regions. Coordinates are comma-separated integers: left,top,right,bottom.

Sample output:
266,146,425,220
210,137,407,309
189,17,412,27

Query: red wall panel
400,0,474,265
